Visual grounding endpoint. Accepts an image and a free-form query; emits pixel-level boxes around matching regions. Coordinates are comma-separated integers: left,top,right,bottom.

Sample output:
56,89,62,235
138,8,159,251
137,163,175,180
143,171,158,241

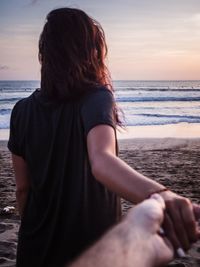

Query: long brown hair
39,8,122,126
39,7,112,100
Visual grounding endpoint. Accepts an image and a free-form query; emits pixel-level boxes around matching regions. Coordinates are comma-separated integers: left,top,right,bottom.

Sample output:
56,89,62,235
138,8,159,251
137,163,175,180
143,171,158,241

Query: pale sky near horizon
0,0,200,80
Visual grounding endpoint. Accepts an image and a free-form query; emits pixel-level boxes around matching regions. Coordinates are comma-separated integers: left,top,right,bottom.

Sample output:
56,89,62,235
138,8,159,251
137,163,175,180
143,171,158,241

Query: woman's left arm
12,154,30,217
87,125,200,254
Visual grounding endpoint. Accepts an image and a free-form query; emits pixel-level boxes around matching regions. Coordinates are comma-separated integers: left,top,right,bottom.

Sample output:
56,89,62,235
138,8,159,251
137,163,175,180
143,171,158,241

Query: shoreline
117,123,200,139
2,137,200,150
1,122,200,141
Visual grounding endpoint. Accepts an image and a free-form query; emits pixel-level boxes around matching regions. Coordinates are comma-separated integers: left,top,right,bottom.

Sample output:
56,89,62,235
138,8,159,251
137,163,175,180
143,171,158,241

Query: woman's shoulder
11,89,39,115
81,85,114,104
88,85,113,95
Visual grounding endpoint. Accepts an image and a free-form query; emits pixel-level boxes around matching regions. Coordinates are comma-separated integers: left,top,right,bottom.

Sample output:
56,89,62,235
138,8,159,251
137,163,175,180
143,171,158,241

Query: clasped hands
127,191,200,266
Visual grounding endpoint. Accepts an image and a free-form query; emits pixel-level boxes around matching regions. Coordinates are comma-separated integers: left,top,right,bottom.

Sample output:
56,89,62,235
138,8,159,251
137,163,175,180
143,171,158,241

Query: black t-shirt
8,86,121,267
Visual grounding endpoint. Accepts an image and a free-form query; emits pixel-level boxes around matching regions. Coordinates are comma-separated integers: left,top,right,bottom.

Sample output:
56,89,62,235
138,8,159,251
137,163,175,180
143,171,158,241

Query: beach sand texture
0,138,200,267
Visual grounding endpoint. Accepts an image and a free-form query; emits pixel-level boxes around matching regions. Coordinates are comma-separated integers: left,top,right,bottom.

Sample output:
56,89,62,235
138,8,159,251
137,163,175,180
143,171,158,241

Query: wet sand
0,138,200,267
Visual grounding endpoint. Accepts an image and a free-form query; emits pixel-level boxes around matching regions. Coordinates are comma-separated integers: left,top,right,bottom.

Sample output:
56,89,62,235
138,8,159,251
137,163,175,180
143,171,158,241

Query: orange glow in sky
0,0,200,80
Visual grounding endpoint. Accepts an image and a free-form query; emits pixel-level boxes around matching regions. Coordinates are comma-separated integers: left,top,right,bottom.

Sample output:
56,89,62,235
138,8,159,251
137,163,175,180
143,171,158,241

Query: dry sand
0,138,200,267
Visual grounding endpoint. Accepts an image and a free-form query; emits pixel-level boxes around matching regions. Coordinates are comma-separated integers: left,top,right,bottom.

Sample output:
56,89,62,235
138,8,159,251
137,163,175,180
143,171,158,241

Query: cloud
30,0,39,5
0,65,9,70
31,0,38,5
190,13,200,26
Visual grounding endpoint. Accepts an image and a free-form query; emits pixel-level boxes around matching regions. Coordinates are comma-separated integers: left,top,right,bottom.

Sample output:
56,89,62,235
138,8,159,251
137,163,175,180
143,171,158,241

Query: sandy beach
0,138,200,266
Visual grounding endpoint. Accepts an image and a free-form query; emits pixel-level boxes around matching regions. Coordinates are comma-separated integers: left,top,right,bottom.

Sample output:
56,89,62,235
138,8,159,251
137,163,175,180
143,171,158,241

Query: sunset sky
0,0,200,80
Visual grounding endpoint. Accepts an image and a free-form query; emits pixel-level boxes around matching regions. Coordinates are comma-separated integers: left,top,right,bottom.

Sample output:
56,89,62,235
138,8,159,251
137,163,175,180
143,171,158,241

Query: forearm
16,189,29,217
92,153,165,203
69,220,152,267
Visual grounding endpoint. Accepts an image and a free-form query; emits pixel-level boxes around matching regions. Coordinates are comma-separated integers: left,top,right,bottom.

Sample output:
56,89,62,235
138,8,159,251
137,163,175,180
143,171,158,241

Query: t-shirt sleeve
7,102,23,156
81,88,116,136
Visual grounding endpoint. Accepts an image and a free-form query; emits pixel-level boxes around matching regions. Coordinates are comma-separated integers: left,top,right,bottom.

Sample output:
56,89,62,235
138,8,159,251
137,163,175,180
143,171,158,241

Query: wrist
147,187,169,199
159,189,177,201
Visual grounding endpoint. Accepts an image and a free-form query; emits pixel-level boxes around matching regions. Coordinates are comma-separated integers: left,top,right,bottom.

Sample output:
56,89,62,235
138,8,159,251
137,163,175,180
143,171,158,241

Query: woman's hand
160,190,200,254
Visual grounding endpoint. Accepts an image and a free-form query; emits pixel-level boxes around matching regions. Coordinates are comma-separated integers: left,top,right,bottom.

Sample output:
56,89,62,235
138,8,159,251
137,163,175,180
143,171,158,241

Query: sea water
1,80,200,129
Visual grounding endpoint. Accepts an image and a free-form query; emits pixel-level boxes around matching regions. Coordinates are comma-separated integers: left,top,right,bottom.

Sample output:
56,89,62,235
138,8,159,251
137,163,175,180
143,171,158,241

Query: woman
8,8,199,267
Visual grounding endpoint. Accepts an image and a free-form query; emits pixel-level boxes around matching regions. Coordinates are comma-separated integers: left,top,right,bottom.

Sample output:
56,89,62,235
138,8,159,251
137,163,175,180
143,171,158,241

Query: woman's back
8,87,121,266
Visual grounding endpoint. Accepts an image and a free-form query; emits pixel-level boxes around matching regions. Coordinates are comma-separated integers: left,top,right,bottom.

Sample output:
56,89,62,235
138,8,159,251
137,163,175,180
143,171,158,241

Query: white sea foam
1,80,200,129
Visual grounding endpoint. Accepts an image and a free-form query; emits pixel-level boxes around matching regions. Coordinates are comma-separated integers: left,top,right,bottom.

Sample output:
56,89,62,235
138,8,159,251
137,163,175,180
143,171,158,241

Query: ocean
1,80,200,129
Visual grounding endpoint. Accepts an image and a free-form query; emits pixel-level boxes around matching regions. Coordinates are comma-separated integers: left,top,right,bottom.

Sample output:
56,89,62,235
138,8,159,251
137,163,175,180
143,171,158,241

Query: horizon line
0,79,200,82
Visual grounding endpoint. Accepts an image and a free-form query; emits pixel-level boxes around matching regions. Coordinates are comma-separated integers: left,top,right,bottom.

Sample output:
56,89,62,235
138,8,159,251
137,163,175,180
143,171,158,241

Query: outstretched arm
87,125,200,254
87,125,165,203
69,196,174,267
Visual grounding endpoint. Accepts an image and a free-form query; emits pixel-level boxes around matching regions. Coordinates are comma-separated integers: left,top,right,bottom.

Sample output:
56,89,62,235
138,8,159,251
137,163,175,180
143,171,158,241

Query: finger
163,212,181,250
156,235,175,264
180,200,198,243
162,236,174,254
162,235,176,260
150,193,166,210
143,198,165,230
193,203,200,221
193,204,200,239
128,199,164,233
166,200,191,251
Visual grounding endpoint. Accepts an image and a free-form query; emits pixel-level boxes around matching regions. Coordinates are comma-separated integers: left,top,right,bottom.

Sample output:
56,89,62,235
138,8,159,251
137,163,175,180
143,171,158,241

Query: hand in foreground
70,195,173,267
160,190,200,255
127,194,174,267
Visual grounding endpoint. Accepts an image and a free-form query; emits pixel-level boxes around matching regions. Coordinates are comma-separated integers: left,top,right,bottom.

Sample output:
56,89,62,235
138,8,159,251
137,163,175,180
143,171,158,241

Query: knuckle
181,197,191,206
165,200,175,210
